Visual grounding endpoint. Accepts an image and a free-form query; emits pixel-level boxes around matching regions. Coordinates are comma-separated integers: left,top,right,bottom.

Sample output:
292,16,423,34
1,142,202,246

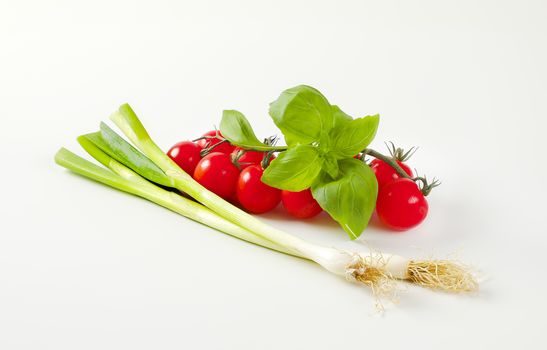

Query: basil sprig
220,85,379,239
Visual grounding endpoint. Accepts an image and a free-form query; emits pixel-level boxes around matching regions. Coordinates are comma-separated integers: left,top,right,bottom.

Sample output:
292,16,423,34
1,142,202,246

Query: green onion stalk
54,104,478,305
109,105,397,279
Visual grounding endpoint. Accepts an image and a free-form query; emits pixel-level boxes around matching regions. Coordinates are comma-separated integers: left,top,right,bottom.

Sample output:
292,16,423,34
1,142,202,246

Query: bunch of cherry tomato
167,131,323,219
167,131,432,231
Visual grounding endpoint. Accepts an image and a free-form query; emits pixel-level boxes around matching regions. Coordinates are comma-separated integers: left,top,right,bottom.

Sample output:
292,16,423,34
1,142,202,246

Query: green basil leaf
220,110,269,150
330,114,379,159
283,132,304,147
311,158,378,239
321,153,339,179
262,145,323,191
269,85,333,146
331,105,353,128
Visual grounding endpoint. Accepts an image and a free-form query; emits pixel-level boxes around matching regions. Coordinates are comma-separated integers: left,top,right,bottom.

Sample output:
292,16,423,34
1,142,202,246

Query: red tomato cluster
370,158,428,231
168,133,429,231
167,131,323,218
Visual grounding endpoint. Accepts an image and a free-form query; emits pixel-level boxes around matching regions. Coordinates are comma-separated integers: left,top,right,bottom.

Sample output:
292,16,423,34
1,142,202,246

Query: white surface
1,0,546,348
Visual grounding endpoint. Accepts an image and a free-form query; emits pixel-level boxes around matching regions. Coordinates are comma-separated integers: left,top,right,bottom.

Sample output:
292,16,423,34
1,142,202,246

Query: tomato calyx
414,173,441,196
231,148,258,169
194,130,235,157
201,138,231,156
386,141,417,162
259,136,279,169
260,150,276,169
361,143,440,197
231,136,278,171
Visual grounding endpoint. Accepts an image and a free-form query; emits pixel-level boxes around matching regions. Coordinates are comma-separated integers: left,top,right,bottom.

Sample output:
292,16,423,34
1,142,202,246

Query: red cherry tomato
236,165,281,214
197,130,235,154
193,152,240,199
167,141,203,175
227,192,240,206
370,159,413,188
375,178,428,231
281,189,322,219
232,147,275,170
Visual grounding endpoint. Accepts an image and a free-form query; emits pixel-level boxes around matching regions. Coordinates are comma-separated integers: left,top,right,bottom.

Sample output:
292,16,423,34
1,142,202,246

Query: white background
1,0,546,348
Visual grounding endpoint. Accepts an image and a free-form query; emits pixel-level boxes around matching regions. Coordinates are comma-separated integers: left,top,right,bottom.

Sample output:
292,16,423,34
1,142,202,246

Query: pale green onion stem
55,146,304,258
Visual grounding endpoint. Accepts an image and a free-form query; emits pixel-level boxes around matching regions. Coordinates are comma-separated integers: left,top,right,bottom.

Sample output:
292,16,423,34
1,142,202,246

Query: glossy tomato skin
167,141,203,175
197,130,235,154
370,159,413,188
193,152,240,199
376,178,428,231
232,147,275,170
281,189,322,219
236,165,281,214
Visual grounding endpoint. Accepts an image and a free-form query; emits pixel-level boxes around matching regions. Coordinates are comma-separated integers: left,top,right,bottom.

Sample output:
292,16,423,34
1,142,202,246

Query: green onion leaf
78,123,173,187
54,148,142,196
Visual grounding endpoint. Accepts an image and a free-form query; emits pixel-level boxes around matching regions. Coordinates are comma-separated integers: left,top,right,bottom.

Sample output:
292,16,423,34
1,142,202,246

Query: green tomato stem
232,144,288,152
362,148,439,196
362,148,413,180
